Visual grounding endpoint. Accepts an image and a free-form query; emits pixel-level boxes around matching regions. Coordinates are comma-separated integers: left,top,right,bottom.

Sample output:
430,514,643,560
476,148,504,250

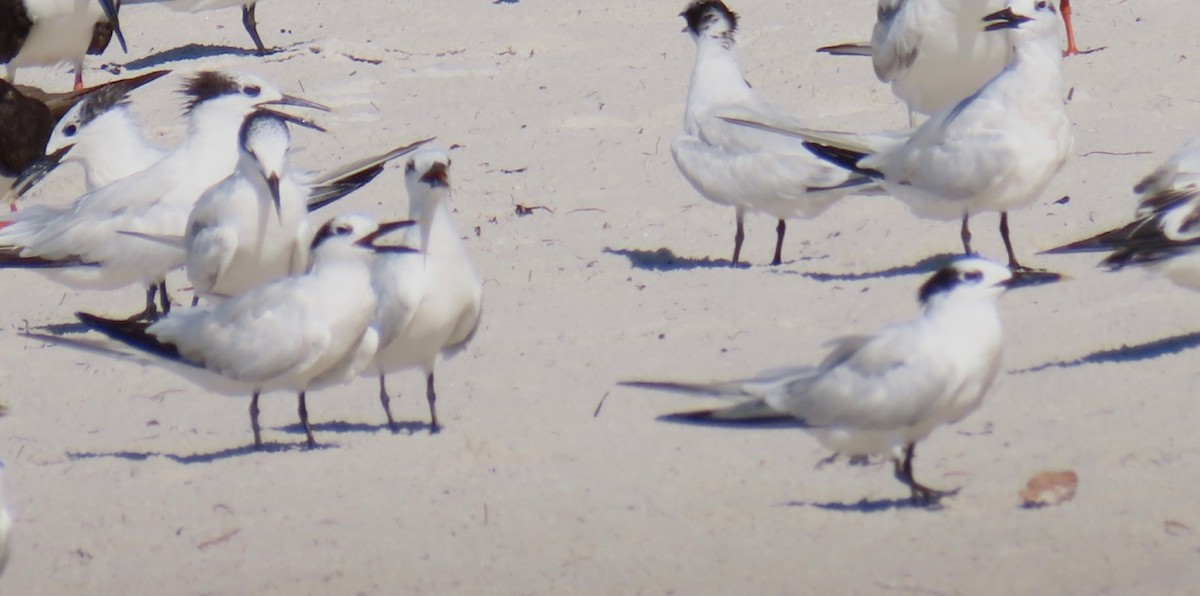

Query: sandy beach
1,0,1200,593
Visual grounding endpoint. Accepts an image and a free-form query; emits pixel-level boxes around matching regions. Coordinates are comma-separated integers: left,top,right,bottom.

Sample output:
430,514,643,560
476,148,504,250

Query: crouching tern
623,258,1017,506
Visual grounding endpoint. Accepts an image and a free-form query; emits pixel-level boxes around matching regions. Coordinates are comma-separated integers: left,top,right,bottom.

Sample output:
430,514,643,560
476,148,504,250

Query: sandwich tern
183,110,433,303
1045,137,1200,289
76,215,417,448
818,0,1079,118
1,0,126,90
673,0,874,266
730,0,1072,276
363,150,482,432
623,257,1015,506
5,69,171,201
0,71,328,321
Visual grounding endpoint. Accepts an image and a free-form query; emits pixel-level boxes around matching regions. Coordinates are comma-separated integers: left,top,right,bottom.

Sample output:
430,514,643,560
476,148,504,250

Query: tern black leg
297,391,316,448
771,219,786,266
960,213,974,255
893,443,957,506
158,280,171,315
121,284,159,322
242,3,268,55
250,392,262,449
731,208,745,266
426,373,440,433
999,212,1024,270
378,375,397,432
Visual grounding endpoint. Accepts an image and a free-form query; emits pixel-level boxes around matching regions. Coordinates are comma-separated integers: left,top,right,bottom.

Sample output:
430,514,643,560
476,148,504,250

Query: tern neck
994,28,1066,102
407,187,451,252
173,101,251,178
685,37,752,128
75,108,160,189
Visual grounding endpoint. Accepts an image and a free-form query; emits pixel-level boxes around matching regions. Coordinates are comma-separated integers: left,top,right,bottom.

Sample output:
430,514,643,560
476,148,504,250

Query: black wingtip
657,410,809,429
76,311,182,361
802,142,882,179
306,164,385,213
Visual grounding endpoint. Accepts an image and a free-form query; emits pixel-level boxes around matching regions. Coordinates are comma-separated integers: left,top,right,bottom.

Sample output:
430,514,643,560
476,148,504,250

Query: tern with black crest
5,69,171,201
74,215,417,449
817,0,1079,119
730,0,1071,276
671,0,876,266
0,71,328,321
363,150,482,432
623,258,1015,506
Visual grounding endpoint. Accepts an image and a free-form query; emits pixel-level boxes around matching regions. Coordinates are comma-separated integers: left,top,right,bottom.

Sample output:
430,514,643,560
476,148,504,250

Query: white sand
2,0,1200,592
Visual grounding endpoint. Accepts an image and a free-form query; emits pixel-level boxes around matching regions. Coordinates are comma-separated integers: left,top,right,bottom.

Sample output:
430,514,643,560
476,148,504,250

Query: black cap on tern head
182,71,258,110
681,0,738,36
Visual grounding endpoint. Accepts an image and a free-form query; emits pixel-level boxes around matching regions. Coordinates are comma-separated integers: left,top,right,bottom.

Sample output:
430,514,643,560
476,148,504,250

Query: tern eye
243,85,261,97
335,224,352,235
963,270,983,282
405,161,416,174
1035,1,1048,8
63,124,78,137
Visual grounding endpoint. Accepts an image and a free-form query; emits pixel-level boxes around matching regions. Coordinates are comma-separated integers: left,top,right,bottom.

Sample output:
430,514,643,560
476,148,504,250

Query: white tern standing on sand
624,257,1015,506
364,150,482,433
817,0,1080,119
74,215,417,449
672,0,875,266
0,71,328,321
730,0,1072,276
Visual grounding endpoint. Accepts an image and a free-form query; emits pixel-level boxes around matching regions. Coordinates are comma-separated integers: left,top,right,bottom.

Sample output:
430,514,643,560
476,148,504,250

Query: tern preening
123,0,271,55
0,71,328,321
4,69,171,201
729,0,1071,276
363,150,482,433
818,0,1080,118
76,215,417,449
1045,138,1200,289
1,0,126,90
623,258,1015,506
673,0,875,266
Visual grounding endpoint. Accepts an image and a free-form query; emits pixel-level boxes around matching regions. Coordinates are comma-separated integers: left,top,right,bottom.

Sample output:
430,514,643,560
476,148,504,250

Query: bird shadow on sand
276,419,432,436
1012,330,1200,374
790,497,945,513
603,247,750,271
66,441,330,464
118,43,296,70
772,253,957,282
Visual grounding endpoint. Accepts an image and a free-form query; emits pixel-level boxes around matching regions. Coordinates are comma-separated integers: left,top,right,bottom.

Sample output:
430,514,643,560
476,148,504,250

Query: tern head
237,109,325,222
12,72,166,201
311,215,419,257
182,71,330,116
983,0,1060,35
681,0,738,41
404,150,452,199
918,258,1013,306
